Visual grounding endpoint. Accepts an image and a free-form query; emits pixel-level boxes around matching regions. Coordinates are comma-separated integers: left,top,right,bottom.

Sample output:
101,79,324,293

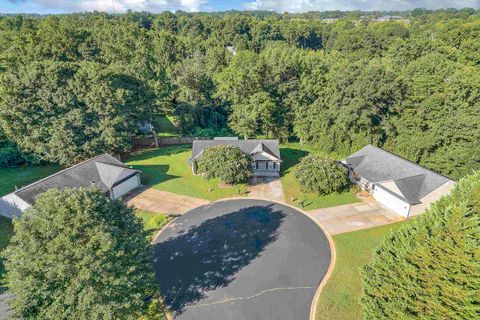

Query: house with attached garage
189,137,282,177
342,145,455,218
0,154,141,218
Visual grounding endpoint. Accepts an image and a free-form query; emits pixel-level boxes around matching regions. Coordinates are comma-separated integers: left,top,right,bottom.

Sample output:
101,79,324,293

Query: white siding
0,193,31,218
372,185,410,217
112,175,140,199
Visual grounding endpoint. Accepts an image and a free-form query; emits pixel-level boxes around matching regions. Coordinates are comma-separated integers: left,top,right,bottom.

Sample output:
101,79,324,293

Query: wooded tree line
0,9,478,179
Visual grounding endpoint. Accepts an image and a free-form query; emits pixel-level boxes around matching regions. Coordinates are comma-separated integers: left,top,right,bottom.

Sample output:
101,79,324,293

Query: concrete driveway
308,198,403,235
153,199,331,320
125,187,210,215
247,176,286,203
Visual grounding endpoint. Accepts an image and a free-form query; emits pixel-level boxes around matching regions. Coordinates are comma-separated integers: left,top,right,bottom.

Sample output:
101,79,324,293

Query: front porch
252,160,280,177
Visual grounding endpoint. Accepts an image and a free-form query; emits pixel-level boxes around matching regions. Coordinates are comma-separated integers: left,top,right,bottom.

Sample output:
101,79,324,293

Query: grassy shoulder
126,145,248,201
135,209,169,239
315,222,407,320
0,216,13,287
280,143,359,210
0,165,60,197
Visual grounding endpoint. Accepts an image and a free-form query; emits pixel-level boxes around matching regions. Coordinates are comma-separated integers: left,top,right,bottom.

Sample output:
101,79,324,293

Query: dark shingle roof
14,154,139,205
190,139,281,163
344,145,453,204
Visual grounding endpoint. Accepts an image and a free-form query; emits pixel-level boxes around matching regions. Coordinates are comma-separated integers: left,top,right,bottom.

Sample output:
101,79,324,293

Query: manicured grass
0,165,61,197
135,210,168,233
0,216,13,287
315,222,407,320
280,143,360,210
126,145,248,201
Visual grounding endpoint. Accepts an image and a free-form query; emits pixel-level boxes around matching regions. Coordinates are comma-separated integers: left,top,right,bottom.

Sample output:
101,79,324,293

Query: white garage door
112,175,140,199
372,185,410,217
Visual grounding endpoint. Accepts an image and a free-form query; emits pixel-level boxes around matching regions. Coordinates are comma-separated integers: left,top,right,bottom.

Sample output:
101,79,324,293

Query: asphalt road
153,199,331,320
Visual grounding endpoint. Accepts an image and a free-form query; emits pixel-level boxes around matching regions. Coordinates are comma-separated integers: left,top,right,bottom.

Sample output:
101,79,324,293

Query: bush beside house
196,145,252,184
361,172,480,319
293,155,349,195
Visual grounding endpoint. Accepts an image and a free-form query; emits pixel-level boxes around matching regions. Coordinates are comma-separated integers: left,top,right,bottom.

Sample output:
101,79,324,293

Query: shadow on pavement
153,205,285,316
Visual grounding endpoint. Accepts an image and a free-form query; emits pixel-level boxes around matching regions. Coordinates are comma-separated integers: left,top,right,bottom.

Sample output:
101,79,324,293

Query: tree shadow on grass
153,205,285,316
280,148,310,174
130,164,179,186
127,144,191,162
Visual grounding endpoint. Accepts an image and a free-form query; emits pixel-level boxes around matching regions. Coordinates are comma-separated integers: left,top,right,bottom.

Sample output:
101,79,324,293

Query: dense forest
0,9,478,179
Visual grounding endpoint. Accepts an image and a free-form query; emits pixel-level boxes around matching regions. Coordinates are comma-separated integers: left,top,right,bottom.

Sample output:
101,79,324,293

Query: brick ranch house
189,137,282,177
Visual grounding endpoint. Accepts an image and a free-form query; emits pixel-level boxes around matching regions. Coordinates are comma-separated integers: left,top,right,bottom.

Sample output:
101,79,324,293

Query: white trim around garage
112,174,141,199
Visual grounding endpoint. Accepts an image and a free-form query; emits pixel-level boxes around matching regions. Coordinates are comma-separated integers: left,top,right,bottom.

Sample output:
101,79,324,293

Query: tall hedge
293,154,349,194
197,145,252,184
361,172,480,319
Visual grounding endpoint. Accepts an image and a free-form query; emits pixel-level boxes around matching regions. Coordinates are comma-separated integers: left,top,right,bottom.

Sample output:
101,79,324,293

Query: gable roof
344,145,453,204
14,154,139,205
190,139,281,163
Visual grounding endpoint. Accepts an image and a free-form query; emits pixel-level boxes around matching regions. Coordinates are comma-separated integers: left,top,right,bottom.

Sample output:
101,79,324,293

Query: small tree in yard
293,154,348,194
362,172,480,319
3,188,156,320
197,145,252,184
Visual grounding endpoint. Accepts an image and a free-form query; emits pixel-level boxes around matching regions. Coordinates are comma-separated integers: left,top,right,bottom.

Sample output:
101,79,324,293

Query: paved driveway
153,199,331,320
125,187,210,215
248,176,286,203
307,198,403,235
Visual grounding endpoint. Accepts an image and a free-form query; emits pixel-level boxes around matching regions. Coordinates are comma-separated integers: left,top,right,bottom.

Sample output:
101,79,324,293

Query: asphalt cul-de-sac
153,199,331,320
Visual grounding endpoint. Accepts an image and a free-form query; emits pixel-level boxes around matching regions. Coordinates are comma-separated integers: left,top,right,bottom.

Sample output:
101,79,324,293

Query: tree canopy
3,188,156,319
293,154,349,194
0,10,478,178
196,145,252,184
361,172,480,319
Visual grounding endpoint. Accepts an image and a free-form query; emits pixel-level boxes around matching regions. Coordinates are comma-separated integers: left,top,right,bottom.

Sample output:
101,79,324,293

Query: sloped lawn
316,222,407,320
280,143,359,210
126,145,248,201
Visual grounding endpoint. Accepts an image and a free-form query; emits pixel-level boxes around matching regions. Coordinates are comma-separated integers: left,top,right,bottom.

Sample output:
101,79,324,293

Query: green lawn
0,165,61,197
126,145,248,201
280,143,360,210
135,209,169,239
316,222,407,320
0,216,13,287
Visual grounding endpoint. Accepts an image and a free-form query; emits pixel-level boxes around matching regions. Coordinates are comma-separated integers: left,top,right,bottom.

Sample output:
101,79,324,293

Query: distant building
190,138,281,177
0,154,141,218
342,145,455,218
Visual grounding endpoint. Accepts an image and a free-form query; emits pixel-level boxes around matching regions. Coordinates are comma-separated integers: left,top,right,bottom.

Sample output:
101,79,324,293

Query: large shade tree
0,61,152,165
196,145,252,184
3,188,156,320
362,172,480,319
293,154,349,194
0,61,154,166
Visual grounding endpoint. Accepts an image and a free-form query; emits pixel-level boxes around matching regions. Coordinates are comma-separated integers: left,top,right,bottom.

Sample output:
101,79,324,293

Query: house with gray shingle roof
342,145,455,218
0,154,141,218
190,138,281,177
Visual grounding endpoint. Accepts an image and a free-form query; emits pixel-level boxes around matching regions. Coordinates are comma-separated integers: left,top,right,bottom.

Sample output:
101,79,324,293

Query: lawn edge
152,197,336,320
